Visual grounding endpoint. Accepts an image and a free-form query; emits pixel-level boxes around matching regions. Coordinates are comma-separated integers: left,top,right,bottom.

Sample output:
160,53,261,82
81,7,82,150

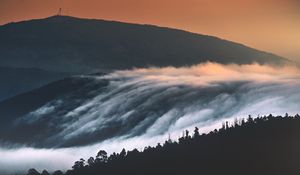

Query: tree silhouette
87,157,95,166
96,150,108,163
119,148,126,158
41,170,50,175
52,170,63,175
193,127,200,137
72,158,85,170
27,168,40,175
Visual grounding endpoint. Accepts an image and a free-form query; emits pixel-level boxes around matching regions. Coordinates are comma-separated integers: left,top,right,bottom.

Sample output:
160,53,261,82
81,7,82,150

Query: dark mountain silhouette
27,114,300,175
0,67,69,101
0,16,289,73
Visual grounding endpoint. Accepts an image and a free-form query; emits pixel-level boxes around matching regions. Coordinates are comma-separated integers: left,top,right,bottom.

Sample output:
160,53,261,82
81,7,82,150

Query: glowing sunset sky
0,0,299,61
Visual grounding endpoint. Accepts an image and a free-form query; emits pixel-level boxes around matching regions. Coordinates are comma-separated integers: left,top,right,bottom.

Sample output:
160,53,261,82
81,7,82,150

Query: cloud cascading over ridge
0,62,300,174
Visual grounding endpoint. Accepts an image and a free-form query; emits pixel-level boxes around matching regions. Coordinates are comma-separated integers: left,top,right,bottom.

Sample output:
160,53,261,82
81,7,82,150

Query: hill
0,75,108,145
0,16,289,73
0,67,69,101
27,114,300,175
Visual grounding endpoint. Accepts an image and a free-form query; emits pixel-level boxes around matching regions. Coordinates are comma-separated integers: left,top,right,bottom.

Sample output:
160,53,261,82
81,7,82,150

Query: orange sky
0,0,299,62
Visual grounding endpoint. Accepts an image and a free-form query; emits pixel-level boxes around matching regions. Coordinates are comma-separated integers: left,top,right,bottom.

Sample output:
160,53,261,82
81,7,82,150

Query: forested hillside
27,114,300,175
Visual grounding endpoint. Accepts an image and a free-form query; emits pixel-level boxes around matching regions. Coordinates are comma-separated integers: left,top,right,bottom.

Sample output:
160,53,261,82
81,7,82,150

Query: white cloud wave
1,62,300,174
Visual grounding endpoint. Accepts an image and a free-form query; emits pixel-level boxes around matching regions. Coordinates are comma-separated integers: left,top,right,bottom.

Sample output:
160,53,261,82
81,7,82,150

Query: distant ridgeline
28,114,300,175
0,16,289,73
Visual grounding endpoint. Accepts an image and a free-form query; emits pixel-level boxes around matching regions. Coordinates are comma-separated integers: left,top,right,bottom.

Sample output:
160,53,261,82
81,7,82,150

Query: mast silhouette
57,0,63,16
57,8,62,16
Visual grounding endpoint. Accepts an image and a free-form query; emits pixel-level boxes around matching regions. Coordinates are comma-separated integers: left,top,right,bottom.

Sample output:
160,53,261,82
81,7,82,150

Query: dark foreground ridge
28,114,300,175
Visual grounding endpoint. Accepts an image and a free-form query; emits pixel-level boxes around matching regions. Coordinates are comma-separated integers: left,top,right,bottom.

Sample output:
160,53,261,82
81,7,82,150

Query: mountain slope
0,64,299,148
0,75,108,143
0,67,70,101
0,16,289,73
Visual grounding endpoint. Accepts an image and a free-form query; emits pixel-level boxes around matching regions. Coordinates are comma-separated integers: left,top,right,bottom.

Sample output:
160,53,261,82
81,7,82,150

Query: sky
0,0,299,62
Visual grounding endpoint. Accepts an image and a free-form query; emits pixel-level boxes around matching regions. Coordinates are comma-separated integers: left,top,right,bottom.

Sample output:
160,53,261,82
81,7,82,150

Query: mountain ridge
0,15,290,73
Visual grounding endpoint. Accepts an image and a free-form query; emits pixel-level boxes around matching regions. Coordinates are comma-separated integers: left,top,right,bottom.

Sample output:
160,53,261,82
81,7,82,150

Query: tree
120,148,127,158
193,127,200,137
221,122,226,130
52,170,63,175
234,118,239,127
108,152,118,162
27,168,40,175
225,121,229,129
96,150,108,163
128,148,139,156
41,170,50,175
87,157,95,166
241,118,246,125
156,143,162,149
72,158,85,170
185,130,191,139
247,115,254,123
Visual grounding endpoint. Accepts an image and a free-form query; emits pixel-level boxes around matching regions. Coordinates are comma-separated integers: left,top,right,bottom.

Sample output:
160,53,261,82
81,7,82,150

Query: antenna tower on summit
57,0,63,16
57,8,62,16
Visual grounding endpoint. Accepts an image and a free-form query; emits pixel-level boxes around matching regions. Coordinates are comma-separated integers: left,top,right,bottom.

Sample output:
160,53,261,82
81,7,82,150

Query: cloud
1,62,300,174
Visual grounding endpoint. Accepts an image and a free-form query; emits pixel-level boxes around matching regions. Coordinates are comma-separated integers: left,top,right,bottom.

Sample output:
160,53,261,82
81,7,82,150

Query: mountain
0,15,296,149
0,15,289,73
0,67,69,101
0,15,291,99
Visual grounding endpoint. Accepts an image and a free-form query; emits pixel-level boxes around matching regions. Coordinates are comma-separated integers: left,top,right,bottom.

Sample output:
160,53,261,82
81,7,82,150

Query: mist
0,62,299,174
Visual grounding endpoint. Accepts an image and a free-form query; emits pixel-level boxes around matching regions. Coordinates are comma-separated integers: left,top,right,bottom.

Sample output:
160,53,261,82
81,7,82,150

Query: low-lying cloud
1,62,300,174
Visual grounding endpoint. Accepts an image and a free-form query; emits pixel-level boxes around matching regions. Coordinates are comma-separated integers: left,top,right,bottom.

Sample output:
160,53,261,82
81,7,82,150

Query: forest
27,114,300,175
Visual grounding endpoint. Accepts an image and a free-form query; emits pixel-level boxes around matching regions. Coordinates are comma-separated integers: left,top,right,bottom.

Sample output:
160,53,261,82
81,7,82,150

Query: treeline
28,114,300,175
